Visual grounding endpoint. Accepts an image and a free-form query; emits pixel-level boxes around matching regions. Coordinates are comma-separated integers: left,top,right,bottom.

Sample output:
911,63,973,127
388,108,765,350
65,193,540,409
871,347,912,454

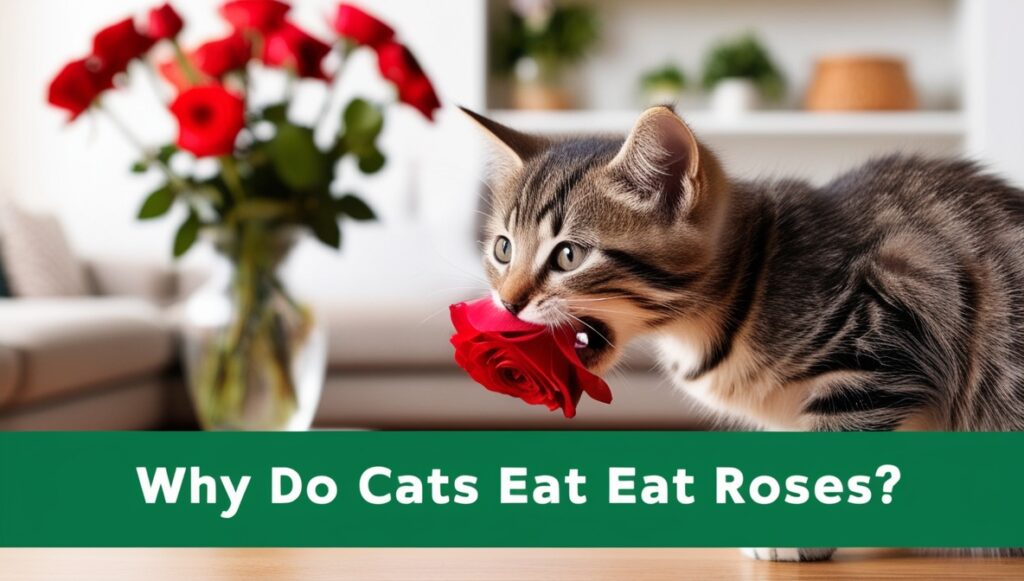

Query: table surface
2,549,1023,580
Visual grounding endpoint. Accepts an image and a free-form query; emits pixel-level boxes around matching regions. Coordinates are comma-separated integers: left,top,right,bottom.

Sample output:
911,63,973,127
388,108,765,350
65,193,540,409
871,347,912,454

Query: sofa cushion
0,298,175,407
320,298,457,369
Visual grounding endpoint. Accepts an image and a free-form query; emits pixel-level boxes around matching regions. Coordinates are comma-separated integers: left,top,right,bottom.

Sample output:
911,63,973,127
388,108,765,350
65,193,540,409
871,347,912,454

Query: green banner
0,432,1021,548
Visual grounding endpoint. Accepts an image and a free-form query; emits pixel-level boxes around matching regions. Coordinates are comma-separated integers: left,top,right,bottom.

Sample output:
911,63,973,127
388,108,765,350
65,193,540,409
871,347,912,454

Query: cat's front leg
740,548,836,562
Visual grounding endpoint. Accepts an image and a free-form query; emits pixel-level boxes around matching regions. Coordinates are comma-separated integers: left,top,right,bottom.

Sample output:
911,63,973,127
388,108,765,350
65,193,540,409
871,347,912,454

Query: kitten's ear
459,106,547,167
609,106,702,213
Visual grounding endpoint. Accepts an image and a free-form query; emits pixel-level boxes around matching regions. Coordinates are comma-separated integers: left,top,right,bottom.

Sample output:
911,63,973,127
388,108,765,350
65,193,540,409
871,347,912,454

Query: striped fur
469,106,1024,434
468,106,1024,561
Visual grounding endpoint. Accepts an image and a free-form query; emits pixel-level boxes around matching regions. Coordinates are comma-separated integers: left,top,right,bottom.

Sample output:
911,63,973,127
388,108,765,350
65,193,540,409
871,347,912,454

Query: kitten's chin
571,316,615,373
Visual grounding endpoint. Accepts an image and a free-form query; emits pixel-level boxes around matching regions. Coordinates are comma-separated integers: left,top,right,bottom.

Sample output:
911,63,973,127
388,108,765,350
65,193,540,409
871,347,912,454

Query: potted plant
493,0,600,110
46,1,440,431
639,63,687,107
701,33,785,117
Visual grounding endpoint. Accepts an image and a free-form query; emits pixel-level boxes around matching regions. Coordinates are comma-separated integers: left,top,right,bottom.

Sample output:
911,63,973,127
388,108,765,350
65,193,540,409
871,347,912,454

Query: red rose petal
449,298,610,418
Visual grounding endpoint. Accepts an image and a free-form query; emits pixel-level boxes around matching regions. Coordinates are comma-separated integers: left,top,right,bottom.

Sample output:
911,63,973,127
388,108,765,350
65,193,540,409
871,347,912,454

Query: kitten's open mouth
571,317,613,370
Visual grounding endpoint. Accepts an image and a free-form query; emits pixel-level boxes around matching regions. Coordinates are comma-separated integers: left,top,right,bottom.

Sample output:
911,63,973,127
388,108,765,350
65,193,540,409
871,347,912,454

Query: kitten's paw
740,548,835,562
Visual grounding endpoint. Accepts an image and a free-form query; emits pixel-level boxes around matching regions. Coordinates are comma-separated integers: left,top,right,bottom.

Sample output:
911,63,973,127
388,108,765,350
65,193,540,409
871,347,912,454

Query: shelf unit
488,110,966,138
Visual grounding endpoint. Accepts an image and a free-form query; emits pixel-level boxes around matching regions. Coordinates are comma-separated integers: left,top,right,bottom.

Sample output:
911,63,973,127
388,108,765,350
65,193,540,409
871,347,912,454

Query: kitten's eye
552,242,588,272
494,236,512,264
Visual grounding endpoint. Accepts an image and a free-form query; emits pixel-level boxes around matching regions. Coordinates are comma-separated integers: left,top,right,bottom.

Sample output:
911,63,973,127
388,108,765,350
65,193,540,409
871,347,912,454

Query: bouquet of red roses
47,0,439,256
46,1,440,430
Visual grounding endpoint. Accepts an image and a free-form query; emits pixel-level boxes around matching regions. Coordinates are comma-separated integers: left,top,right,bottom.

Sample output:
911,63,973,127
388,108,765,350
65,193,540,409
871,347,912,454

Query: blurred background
0,0,1021,431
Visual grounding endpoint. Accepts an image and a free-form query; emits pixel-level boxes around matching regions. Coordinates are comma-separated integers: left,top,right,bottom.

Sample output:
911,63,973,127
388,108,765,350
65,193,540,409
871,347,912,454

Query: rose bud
92,17,156,75
397,73,440,121
332,4,394,48
376,41,440,120
376,40,420,87
169,85,246,158
449,298,612,418
194,31,252,78
47,58,114,121
220,0,290,34
147,3,185,41
262,22,332,80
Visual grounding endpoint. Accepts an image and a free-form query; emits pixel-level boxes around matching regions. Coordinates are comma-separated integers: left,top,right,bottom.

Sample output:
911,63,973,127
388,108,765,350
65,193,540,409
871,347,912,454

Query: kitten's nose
502,300,524,315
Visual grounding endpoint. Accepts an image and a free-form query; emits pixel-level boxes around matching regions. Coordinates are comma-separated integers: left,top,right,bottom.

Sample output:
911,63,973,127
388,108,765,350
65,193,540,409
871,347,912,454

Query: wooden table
2,549,1023,580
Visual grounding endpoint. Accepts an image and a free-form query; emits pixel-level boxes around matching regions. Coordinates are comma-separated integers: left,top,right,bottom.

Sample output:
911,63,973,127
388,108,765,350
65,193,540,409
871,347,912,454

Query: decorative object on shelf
493,0,600,110
639,63,687,107
47,1,439,431
701,33,785,117
805,55,916,111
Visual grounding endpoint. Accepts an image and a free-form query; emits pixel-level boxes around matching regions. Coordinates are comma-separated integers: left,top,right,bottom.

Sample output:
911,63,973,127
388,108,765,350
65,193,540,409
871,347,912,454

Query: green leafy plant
493,2,600,76
640,63,687,93
701,33,785,100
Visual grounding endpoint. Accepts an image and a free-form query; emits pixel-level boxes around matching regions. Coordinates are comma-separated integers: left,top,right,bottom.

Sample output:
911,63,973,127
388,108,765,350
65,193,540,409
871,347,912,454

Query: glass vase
182,225,326,431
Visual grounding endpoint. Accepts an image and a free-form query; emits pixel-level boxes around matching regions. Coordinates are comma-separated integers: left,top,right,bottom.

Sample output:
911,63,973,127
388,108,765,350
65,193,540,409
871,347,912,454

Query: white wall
964,0,1024,187
0,0,490,304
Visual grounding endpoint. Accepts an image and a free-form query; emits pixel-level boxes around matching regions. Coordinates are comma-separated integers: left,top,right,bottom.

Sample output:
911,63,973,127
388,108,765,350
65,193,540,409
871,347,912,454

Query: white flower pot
710,78,760,117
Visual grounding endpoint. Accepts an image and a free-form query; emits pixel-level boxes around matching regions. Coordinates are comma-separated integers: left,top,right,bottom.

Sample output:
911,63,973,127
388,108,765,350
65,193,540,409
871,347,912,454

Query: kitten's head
465,106,728,373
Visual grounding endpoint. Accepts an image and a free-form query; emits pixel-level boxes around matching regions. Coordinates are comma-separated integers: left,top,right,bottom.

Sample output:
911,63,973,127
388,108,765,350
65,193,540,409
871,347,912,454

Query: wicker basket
805,55,916,111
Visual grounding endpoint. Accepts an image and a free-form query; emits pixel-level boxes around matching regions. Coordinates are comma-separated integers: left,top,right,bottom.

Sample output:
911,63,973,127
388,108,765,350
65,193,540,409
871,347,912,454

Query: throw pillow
0,204,88,297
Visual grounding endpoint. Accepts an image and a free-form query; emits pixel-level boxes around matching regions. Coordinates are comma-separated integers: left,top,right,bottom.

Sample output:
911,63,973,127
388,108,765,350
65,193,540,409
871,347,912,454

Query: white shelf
488,110,966,138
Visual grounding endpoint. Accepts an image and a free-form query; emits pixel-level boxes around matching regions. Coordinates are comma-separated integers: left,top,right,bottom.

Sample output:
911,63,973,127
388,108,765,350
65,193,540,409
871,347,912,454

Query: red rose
92,18,155,74
376,41,440,120
449,299,612,418
376,40,420,87
332,4,394,48
262,22,332,80
169,85,246,158
220,0,290,34
147,3,184,41
398,74,441,121
194,32,252,78
47,58,114,120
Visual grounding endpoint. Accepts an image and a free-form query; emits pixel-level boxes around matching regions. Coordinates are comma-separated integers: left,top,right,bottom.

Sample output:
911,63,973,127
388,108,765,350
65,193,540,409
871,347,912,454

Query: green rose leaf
131,161,149,174
357,147,386,174
137,186,175,220
336,194,377,221
337,99,387,175
267,123,330,192
156,144,178,165
343,98,384,145
310,213,342,249
173,211,201,258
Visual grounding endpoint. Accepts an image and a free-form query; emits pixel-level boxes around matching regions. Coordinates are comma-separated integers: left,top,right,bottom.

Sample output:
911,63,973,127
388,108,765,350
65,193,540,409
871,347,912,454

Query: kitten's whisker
566,296,631,303
572,306,635,317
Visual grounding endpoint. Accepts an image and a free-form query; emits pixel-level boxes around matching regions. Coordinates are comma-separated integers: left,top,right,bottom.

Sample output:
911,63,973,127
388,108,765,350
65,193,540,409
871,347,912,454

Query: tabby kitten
464,105,1024,561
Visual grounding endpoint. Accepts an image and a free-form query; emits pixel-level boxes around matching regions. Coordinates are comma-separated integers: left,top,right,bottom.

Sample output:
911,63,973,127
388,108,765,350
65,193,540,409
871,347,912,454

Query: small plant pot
642,84,685,108
709,78,760,117
512,56,574,110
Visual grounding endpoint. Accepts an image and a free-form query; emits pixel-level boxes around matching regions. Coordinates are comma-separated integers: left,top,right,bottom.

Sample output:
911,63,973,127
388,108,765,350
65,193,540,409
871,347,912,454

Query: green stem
314,43,353,131
219,156,247,206
172,41,203,86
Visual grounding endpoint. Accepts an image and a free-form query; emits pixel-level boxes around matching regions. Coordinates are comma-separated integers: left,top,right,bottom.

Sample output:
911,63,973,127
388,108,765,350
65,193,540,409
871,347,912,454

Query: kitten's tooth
575,332,589,349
